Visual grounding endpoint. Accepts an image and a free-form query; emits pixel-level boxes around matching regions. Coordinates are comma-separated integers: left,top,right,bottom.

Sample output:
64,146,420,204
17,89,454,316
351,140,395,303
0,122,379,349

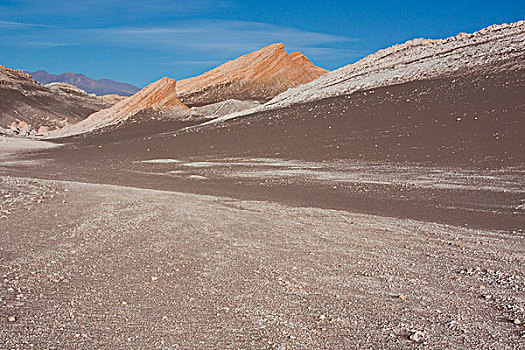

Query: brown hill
47,77,192,138
0,65,109,135
177,43,327,106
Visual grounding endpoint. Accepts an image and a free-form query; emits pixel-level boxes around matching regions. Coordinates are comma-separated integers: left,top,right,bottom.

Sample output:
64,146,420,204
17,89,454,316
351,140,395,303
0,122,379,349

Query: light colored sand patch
0,160,47,167
188,175,208,180
141,159,183,164
182,162,216,167
0,136,61,160
163,157,525,194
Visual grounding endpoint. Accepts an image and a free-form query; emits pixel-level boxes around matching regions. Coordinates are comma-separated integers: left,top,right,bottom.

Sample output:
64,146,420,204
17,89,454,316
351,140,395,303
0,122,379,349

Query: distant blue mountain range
30,70,140,96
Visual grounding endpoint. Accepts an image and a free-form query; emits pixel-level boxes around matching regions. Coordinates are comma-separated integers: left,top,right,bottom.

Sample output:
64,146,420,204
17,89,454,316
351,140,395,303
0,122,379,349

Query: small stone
514,319,522,325
319,314,326,320
409,330,425,343
483,294,492,300
122,301,127,305
398,294,407,301
7,316,16,323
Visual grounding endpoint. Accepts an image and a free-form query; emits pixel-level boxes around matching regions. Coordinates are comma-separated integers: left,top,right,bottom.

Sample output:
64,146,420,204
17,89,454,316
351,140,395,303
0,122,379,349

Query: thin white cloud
1,19,356,56
24,41,69,47
0,20,55,28
82,19,356,56
168,60,224,66
0,0,225,19
302,47,369,57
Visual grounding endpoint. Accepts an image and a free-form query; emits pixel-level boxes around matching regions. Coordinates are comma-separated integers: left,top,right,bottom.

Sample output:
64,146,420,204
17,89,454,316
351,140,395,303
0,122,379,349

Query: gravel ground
1,176,524,349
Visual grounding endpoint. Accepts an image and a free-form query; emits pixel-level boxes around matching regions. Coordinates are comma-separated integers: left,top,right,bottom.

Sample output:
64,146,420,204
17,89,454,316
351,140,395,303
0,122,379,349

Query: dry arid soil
0,173,524,349
1,68,524,349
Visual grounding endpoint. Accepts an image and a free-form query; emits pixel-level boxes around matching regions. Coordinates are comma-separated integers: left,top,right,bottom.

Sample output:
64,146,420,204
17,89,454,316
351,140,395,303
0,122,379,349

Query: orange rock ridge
177,43,328,106
47,77,189,137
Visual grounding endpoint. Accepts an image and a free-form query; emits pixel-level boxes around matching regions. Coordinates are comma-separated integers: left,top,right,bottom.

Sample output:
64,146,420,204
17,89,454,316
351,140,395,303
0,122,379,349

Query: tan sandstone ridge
47,77,190,138
177,43,328,106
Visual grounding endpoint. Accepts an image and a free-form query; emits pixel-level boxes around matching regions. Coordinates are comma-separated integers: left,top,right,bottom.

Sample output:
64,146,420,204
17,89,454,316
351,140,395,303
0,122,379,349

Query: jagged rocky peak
177,43,328,106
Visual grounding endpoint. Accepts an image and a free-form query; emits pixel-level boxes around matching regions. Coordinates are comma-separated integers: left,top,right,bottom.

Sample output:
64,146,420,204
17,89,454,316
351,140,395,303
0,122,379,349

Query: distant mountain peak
30,70,140,96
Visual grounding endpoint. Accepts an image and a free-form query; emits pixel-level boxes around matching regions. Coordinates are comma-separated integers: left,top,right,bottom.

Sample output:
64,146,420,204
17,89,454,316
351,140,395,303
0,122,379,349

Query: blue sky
0,0,524,87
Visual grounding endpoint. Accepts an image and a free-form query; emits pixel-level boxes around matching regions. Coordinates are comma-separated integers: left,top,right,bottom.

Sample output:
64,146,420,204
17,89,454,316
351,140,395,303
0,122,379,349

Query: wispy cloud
0,0,225,20
82,19,356,56
24,41,69,47
166,60,225,66
1,18,357,61
0,20,54,28
301,47,369,58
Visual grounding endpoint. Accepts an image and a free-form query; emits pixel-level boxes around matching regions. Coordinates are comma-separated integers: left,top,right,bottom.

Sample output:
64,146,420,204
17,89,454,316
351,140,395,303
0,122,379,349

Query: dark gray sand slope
7,68,525,231
1,68,524,348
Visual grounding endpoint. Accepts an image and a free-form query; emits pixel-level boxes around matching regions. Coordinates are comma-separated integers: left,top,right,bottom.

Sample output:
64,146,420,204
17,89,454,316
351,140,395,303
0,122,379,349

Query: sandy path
1,177,524,349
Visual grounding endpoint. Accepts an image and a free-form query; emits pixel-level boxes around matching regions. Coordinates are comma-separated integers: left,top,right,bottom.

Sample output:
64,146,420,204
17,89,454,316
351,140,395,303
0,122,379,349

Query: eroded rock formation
47,77,193,138
177,43,327,106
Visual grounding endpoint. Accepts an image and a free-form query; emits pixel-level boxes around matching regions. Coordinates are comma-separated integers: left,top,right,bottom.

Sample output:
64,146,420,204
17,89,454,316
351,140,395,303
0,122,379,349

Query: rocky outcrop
0,65,32,79
47,77,193,138
45,82,91,96
100,94,128,104
177,43,327,106
0,65,110,135
192,99,261,118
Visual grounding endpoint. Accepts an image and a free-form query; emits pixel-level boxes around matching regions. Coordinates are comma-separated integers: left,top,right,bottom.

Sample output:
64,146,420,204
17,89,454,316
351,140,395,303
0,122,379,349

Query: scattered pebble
7,316,16,323
409,330,425,343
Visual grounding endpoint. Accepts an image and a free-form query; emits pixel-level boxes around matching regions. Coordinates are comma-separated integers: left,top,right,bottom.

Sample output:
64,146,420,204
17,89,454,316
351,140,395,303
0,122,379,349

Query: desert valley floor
1,73,524,349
